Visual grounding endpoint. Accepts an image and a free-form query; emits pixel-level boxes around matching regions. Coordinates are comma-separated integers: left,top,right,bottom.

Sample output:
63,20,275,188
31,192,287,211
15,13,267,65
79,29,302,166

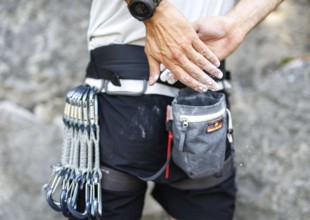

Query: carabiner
67,174,88,219
60,168,74,217
43,164,66,212
91,171,102,218
85,173,93,217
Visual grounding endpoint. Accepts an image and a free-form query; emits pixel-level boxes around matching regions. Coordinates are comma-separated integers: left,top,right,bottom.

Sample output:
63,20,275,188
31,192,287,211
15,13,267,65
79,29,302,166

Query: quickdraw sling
42,85,102,219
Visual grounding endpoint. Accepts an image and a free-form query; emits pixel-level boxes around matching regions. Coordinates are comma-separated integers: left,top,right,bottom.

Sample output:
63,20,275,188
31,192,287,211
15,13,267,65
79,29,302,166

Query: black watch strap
155,0,162,6
128,0,163,21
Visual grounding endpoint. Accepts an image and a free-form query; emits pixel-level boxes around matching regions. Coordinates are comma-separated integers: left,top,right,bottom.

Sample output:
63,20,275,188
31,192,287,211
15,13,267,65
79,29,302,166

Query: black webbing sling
86,44,229,89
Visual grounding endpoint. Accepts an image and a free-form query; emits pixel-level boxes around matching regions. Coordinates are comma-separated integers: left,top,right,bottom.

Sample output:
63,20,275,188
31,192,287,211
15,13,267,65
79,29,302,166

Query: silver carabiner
43,164,66,212
60,168,75,217
91,170,102,217
67,173,89,219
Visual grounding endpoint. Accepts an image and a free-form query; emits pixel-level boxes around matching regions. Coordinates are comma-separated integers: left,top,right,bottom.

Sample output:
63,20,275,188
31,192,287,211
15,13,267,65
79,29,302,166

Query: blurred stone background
0,0,309,219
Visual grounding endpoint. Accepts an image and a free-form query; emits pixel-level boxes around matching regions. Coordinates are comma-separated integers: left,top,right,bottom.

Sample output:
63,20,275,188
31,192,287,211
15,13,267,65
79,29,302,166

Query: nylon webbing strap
101,166,146,192
86,44,149,84
138,156,172,181
86,44,229,90
99,157,233,191
86,58,122,87
42,85,103,219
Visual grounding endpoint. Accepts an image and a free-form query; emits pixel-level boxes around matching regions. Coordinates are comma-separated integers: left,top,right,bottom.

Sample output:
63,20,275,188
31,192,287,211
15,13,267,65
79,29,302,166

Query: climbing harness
42,85,102,219
42,44,235,209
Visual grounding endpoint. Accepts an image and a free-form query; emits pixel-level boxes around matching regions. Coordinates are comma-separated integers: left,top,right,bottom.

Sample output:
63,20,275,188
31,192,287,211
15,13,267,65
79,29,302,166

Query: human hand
144,0,223,92
192,0,285,61
192,16,245,61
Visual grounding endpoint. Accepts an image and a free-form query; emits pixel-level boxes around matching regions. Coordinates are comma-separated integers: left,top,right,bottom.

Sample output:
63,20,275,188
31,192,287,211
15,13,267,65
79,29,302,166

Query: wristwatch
128,0,163,21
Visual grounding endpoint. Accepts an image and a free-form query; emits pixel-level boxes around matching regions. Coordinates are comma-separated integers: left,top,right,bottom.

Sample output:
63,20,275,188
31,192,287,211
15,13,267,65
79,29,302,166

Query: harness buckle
104,79,147,96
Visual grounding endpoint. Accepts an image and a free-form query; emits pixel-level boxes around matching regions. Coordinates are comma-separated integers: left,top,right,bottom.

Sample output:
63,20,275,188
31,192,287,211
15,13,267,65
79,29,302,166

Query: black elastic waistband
86,44,228,87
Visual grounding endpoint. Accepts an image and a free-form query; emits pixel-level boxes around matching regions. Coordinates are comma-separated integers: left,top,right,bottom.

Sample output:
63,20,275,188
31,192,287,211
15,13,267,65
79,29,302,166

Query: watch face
130,2,151,19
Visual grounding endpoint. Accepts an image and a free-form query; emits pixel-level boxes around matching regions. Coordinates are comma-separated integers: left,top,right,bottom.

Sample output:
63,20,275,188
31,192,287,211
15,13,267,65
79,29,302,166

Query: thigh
68,166,147,220
99,187,147,220
152,173,237,220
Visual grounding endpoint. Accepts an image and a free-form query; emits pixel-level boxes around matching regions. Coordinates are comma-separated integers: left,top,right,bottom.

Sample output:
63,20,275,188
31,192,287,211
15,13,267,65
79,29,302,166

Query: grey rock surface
0,0,89,111
0,0,309,220
0,101,63,220
233,60,310,220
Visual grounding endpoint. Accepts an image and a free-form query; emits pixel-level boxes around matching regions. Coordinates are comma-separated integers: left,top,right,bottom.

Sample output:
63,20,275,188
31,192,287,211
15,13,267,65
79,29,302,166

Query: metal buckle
104,79,147,96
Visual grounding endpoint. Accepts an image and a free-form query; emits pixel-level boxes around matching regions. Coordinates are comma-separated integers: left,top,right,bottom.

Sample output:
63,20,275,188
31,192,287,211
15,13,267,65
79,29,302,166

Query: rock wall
232,60,310,220
228,1,310,219
0,0,309,219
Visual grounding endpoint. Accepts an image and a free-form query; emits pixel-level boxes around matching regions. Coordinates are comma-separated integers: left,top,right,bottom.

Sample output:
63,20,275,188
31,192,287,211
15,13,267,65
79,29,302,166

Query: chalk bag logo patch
206,117,223,133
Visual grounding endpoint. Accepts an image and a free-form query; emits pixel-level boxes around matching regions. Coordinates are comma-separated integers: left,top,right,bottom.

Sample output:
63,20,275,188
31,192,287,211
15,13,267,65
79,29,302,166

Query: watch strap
155,0,162,6
128,0,163,21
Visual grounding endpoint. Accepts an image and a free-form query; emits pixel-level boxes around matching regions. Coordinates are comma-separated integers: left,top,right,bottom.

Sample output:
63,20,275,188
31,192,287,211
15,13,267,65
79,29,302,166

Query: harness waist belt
85,77,179,97
86,45,151,86
86,44,229,89
85,77,231,97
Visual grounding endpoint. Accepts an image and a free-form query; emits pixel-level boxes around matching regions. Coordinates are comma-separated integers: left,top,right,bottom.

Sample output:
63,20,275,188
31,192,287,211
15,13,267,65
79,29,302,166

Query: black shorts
68,92,236,220
152,173,237,220
96,93,231,183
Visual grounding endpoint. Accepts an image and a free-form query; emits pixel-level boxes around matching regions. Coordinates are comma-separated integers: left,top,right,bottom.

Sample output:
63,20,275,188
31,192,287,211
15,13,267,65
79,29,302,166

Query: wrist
225,13,247,43
143,0,169,25
225,0,284,39
143,0,173,26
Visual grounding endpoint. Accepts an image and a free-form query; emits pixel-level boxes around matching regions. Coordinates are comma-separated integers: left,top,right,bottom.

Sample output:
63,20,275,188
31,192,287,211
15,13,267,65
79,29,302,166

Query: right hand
144,0,223,92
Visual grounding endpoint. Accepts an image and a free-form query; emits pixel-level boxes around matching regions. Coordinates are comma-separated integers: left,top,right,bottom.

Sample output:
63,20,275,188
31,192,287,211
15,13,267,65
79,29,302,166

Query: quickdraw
43,85,102,219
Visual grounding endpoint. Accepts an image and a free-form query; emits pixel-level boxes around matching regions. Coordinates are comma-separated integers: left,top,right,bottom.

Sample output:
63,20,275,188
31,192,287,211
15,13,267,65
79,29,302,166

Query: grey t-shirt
87,0,236,50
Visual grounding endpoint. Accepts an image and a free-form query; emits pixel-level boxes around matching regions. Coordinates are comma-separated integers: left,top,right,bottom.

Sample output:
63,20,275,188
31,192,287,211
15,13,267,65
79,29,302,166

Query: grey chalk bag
171,88,233,179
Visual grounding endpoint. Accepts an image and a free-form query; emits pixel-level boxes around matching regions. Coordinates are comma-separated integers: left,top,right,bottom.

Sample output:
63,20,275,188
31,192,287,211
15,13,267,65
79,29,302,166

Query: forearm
228,0,284,38
123,0,222,91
